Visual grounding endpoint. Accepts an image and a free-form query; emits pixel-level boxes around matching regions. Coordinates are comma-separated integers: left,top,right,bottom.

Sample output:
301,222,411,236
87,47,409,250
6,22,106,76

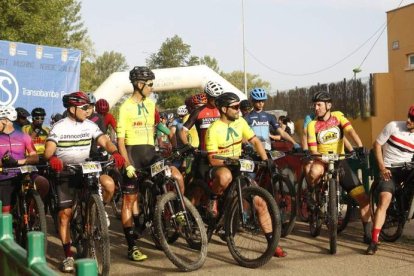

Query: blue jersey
244,110,279,144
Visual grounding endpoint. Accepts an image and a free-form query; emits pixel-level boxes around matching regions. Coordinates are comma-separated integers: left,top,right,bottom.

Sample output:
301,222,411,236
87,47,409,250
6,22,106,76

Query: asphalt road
45,208,414,276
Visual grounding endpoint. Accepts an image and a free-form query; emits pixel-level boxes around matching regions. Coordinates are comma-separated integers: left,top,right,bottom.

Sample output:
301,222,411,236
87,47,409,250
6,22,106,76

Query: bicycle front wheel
272,173,296,237
328,179,338,255
86,194,110,276
154,191,208,272
225,186,281,268
297,173,310,222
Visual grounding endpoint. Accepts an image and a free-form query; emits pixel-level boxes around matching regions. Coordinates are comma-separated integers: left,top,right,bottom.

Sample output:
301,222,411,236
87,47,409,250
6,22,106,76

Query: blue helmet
250,88,267,101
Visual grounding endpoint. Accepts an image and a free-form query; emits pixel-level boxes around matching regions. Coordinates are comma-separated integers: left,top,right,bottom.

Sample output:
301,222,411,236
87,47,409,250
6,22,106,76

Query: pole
242,0,247,95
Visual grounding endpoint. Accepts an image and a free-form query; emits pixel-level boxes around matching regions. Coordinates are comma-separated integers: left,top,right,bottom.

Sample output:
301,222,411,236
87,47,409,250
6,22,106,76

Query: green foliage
220,71,271,93
147,35,191,68
0,0,89,55
80,51,129,91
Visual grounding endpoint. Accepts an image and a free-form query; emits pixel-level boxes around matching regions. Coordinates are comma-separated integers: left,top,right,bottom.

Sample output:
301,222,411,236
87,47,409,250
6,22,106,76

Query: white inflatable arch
93,65,246,106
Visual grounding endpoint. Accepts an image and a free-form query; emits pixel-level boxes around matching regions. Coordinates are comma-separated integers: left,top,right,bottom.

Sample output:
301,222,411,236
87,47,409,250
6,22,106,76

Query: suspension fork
236,177,247,225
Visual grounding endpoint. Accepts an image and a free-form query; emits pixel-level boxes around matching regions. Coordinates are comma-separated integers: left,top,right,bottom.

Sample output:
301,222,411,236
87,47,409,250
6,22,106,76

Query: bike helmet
31,107,46,117
177,105,188,116
250,88,267,101
51,113,63,123
86,92,96,105
240,99,252,111
96,99,110,114
312,91,332,102
0,105,17,121
204,81,224,98
62,91,90,108
129,66,155,82
409,105,414,117
167,113,174,121
15,107,30,118
192,93,207,106
215,92,240,109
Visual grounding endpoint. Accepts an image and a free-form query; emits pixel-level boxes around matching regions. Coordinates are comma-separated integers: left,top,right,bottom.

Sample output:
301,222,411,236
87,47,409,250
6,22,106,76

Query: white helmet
0,106,17,121
177,105,188,116
204,81,224,98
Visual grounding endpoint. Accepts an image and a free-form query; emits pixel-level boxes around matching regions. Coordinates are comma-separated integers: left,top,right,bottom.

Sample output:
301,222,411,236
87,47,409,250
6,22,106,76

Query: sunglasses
227,104,240,110
140,81,154,87
33,116,45,121
78,104,90,111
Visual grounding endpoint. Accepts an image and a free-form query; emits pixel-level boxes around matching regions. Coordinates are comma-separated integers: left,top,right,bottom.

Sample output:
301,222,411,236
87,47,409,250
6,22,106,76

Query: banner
0,40,81,124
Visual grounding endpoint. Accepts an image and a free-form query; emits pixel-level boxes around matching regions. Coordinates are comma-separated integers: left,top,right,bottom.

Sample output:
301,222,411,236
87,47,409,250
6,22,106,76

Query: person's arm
373,140,391,181
44,140,57,160
277,127,298,146
343,137,354,152
301,128,308,150
250,136,268,160
97,135,117,155
346,128,363,148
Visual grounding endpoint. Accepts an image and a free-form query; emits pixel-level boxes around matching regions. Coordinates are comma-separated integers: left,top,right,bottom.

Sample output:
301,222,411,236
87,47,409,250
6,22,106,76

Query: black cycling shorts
338,160,364,194
55,171,83,209
122,145,160,194
376,167,411,195
0,177,21,206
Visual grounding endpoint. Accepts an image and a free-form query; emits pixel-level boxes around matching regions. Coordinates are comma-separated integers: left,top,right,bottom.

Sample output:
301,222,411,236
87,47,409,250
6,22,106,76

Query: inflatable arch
93,65,246,106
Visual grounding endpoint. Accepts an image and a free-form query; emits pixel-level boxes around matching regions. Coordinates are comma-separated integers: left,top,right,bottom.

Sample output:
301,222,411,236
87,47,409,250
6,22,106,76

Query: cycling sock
124,227,136,249
63,242,73,258
372,228,381,243
363,221,372,237
2,205,11,213
133,214,140,228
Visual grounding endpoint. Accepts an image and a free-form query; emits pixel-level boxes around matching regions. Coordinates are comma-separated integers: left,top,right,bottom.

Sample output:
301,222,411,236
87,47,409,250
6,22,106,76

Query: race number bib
19,165,38,174
321,153,339,162
239,159,255,172
151,160,165,177
81,162,102,174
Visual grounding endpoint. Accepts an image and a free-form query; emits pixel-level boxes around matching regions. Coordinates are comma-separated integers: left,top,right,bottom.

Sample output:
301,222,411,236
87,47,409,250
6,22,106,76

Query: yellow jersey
307,111,352,154
183,114,199,148
206,117,255,158
117,97,156,146
22,125,50,155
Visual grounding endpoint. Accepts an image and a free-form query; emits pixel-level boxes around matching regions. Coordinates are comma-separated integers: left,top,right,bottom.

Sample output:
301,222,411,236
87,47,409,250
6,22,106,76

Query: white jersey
376,121,414,167
47,117,103,164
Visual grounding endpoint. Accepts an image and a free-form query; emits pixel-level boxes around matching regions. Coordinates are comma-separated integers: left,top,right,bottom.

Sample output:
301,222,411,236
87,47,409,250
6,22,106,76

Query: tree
0,0,90,57
220,71,271,93
147,35,191,69
80,51,129,91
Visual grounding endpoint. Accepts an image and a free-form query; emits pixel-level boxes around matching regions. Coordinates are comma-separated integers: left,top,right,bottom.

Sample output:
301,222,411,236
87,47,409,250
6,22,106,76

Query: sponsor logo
251,120,269,127
0,69,19,106
317,127,341,144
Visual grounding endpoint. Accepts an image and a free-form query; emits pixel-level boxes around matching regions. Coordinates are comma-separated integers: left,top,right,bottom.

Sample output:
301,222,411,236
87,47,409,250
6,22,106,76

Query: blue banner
0,40,81,124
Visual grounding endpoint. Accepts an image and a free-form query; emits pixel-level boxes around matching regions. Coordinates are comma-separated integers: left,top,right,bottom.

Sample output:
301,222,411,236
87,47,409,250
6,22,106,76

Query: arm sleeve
108,114,117,129
157,123,170,135
269,114,280,130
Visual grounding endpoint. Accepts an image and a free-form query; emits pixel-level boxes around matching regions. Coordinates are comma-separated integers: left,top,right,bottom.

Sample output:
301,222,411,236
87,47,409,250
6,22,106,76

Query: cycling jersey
183,104,220,150
22,125,50,155
206,118,255,158
47,117,103,164
102,113,117,133
171,118,185,148
307,111,351,154
244,110,279,144
376,121,414,167
117,98,156,146
183,113,199,148
0,130,36,180
88,112,105,133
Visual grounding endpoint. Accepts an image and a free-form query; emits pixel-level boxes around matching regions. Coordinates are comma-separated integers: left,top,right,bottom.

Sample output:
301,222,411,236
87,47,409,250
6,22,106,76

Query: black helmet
312,91,332,102
15,107,30,118
240,99,252,110
51,113,63,122
129,66,155,82
31,107,46,117
215,92,240,109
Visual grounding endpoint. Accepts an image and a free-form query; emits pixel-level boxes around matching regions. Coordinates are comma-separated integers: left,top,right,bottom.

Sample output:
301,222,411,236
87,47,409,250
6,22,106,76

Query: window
409,54,414,69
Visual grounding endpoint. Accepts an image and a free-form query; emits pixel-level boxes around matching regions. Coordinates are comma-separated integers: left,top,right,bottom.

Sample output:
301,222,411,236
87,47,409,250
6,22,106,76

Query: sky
80,0,414,92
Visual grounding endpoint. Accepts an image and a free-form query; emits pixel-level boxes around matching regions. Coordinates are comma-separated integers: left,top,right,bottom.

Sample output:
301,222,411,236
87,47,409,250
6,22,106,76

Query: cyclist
240,99,253,116
117,66,185,262
13,107,30,131
44,91,125,272
306,91,372,244
156,112,172,156
366,105,414,255
51,113,64,126
96,98,117,135
22,107,50,160
206,92,286,258
0,105,49,213
244,88,300,150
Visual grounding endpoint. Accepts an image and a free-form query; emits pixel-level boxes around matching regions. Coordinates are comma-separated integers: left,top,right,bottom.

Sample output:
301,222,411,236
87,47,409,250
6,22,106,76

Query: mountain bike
3,165,47,252
187,154,281,268
50,160,113,276
135,145,208,272
369,161,414,242
305,152,356,254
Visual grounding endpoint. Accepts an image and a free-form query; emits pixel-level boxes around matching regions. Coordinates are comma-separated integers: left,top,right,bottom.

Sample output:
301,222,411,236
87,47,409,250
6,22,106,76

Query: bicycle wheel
15,190,48,252
308,187,322,237
225,186,281,268
271,173,296,237
154,191,208,272
369,181,404,242
337,190,354,234
328,179,338,255
86,194,110,276
297,173,310,222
